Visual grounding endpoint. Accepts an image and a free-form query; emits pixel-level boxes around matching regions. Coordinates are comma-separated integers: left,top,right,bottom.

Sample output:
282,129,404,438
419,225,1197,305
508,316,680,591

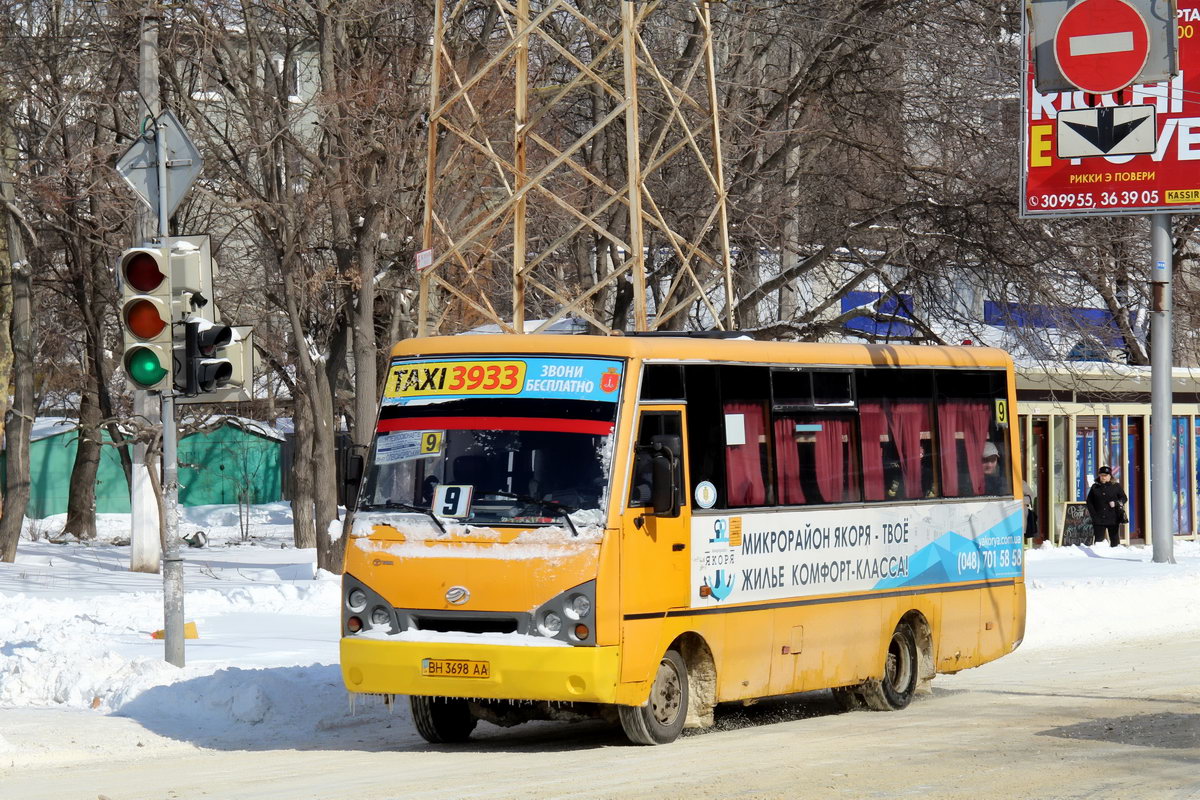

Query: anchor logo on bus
701,570,735,602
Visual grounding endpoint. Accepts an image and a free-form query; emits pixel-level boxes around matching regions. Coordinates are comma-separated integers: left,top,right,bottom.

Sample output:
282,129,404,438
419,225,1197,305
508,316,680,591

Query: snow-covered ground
2,504,1199,754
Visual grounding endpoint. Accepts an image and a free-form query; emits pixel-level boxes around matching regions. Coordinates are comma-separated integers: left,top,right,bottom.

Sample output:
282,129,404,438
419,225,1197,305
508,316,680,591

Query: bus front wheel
410,695,477,744
860,621,919,711
619,649,688,745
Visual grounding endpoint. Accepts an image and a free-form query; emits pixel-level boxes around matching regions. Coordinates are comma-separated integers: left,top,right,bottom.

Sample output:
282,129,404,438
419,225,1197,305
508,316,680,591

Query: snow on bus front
344,353,623,616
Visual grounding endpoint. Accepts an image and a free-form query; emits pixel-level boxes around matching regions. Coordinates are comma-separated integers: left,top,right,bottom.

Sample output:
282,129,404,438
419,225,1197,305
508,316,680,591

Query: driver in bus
421,475,440,507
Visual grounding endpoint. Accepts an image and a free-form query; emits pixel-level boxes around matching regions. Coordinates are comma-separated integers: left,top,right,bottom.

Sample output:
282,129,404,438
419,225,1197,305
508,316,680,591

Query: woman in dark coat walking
1086,466,1128,547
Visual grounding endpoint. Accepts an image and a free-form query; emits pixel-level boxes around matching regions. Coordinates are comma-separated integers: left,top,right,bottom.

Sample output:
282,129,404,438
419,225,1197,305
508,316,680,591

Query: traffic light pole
155,114,185,667
160,392,185,666
130,10,161,576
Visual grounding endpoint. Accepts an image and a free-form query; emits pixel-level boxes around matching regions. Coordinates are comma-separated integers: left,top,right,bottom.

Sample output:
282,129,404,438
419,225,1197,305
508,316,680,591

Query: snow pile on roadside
1,504,346,723
1021,539,1200,650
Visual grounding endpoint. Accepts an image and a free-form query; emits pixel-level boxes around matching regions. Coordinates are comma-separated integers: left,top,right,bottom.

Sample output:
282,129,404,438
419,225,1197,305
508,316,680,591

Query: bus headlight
531,580,596,645
540,611,563,636
565,594,591,620
341,575,400,636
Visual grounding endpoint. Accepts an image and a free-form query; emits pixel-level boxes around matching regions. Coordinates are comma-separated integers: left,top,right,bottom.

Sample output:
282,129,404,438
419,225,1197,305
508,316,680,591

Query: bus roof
389,334,1013,370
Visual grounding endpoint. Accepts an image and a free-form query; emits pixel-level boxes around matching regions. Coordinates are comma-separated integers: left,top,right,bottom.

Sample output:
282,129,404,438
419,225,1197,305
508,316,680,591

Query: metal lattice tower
418,0,732,335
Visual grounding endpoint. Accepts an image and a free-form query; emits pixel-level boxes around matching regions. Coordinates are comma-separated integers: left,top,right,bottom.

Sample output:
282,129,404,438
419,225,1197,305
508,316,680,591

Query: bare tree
162,0,430,569
0,77,34,562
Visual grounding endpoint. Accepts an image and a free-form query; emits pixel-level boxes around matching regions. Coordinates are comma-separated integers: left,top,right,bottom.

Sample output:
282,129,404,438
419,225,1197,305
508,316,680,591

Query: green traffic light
126,347,168,387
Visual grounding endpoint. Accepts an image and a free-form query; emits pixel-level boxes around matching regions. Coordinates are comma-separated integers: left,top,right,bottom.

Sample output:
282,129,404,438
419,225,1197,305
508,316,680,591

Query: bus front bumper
340,637,622,704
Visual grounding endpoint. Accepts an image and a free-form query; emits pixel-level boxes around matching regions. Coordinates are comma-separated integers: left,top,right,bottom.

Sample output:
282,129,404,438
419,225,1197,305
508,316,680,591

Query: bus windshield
359,355,625,526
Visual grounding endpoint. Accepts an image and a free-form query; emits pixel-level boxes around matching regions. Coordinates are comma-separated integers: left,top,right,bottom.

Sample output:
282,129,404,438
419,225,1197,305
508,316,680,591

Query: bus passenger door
620,407,690,680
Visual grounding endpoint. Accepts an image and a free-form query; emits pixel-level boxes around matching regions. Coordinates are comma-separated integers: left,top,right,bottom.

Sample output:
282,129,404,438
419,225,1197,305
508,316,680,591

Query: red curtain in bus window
773,418,806,505
814,418,850,503
938,401,990,496
724,401,766,506
889,402,930,499
860,402,887,501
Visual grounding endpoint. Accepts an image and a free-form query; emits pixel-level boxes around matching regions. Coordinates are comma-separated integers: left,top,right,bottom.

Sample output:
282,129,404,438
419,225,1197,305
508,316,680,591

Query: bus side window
935,370,1012,497
683,365,727,509
857,370,936,502
720,366,771,507
773,413,861,505
724,401,767,506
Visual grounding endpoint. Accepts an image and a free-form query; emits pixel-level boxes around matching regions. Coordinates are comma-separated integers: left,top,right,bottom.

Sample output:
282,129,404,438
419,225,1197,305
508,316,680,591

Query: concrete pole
155,108,184,665
130,8,161,573
1149,213,1175,564
160,391,184,666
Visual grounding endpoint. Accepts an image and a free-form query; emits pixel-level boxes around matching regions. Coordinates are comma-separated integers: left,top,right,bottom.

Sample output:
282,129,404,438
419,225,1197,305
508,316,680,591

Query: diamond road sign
115,110,202,217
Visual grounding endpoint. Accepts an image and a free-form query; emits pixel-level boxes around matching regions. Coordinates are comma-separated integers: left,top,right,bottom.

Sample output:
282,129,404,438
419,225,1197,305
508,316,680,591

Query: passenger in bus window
982,442,1004,495
884,460,902,499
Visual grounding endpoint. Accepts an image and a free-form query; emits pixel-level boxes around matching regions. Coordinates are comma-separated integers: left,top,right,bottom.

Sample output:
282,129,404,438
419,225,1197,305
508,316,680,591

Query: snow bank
1021,539,1200,649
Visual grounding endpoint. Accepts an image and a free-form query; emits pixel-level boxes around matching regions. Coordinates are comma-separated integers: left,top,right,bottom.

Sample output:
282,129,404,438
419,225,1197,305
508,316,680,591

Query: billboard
1022,0,1200,217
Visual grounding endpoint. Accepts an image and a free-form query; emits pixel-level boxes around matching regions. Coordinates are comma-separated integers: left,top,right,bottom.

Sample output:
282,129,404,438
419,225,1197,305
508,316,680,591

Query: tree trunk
0,257,31,561
311,362,343,573
290,385,317,550
0,198,10,528
352,229,380,453
62,381,101,540
0,101,31,562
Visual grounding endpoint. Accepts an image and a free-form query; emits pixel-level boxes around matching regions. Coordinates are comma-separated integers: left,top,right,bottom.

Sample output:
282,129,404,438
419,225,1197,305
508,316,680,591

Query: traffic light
119,246,173,391
176,325,255,404
177,319,234,396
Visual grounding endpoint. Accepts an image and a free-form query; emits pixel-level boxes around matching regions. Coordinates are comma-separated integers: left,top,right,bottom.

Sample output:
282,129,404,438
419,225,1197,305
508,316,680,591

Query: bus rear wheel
410,695,477,744
861,621,919,711
619,649,688,745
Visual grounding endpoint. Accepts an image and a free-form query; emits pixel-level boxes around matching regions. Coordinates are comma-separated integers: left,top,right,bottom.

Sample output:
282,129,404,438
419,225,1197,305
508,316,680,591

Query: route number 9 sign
434,484,474,518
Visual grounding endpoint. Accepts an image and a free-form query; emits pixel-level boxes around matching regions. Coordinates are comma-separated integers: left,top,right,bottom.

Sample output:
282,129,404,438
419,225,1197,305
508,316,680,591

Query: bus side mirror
344,448,366,504
650,435,681,517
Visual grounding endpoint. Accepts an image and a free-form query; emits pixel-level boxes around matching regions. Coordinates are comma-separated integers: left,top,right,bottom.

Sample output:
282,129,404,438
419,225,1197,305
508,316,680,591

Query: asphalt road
3,633,1199,800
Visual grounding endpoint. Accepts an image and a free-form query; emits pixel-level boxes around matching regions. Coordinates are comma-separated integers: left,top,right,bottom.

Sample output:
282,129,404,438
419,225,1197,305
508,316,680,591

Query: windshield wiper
358,501,446,534
486,490,579,537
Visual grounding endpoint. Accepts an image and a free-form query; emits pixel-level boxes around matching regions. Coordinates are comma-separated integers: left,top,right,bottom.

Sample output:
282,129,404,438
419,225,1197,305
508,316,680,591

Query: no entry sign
1054,0,1151,94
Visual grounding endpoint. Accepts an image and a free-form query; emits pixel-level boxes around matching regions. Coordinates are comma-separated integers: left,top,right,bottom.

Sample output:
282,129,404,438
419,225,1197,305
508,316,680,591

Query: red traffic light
122,251,166,292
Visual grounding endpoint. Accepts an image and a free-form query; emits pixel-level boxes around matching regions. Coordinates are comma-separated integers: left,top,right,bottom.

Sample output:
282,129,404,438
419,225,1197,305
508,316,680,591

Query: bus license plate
421,658,491,678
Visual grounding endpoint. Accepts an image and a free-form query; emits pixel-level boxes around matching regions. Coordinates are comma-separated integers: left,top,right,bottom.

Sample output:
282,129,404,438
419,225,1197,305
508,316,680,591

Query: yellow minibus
340,334,1025,744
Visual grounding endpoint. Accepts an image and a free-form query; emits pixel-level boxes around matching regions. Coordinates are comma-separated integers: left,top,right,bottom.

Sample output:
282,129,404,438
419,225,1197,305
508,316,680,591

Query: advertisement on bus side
691,500,1023,607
